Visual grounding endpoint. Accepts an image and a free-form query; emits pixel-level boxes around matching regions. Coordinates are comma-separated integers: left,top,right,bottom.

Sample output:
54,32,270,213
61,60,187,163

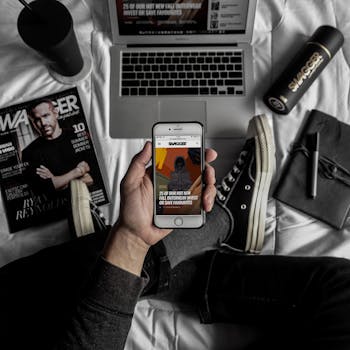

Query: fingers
124,142,152,185
203,184,216,212
205,148,217,163
36,165,52,179
204,163,216,186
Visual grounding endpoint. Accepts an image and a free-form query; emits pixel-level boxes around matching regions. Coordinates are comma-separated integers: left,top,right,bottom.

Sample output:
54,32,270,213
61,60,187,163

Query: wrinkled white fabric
0,0,350,348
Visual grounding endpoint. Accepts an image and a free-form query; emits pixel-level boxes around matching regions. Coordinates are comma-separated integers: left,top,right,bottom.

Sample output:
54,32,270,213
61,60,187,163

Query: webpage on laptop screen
116,0,249,35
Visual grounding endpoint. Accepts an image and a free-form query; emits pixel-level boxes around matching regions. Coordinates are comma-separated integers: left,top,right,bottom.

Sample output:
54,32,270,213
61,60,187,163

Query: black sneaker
216,114,275,253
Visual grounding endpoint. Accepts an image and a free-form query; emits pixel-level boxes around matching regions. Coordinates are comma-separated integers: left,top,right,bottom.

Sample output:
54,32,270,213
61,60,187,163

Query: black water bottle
263,25,344,114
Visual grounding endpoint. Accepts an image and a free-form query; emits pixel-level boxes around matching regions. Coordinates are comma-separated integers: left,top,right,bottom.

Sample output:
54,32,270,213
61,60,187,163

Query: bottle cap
309,25,344,59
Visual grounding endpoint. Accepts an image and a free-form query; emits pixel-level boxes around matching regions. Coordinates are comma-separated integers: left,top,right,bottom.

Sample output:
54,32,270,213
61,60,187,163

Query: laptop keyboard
120,50,245,96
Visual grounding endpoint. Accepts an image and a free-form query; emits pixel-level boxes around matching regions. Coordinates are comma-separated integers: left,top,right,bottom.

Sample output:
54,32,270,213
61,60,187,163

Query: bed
0,0,349,348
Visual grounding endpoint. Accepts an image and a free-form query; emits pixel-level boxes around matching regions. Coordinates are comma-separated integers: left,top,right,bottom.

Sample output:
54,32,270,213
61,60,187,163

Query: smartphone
152,122,205,228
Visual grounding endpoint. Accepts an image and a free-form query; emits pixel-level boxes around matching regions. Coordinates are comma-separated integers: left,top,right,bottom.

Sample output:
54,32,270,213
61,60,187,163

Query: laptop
108,0,257,138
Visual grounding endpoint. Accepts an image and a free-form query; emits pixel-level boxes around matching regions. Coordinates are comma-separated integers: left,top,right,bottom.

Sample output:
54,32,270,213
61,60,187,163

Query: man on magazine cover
22,99,93,194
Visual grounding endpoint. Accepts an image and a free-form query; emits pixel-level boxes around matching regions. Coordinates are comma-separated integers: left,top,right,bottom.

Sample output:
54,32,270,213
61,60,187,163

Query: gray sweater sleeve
54,256,147,350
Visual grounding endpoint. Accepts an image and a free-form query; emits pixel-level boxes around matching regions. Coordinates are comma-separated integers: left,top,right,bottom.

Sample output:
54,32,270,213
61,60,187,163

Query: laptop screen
116,0,249,36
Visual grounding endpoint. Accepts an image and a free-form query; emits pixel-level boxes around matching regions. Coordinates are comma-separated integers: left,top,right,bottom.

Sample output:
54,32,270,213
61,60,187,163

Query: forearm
54,257,147,350
53,227,149,350
51,168,82,190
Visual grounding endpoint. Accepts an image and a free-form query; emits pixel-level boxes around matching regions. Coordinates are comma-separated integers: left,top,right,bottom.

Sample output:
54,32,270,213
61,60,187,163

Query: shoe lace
216,149,248,202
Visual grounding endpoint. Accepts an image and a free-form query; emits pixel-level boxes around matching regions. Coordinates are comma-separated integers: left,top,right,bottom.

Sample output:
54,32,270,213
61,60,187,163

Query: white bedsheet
0,0,350,348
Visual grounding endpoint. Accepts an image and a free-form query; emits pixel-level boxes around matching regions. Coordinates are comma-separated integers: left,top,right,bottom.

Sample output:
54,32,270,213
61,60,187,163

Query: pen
310,132,320,199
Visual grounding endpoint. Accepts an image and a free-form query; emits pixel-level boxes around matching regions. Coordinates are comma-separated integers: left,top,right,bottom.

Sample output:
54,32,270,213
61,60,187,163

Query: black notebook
274,109,350,229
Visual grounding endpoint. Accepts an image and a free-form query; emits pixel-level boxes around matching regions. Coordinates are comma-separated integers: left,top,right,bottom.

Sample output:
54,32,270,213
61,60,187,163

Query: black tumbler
263,25,344,114
17,0,84,77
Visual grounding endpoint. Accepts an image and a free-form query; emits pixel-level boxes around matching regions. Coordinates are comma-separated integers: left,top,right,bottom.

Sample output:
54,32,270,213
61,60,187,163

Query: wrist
102,225,150,276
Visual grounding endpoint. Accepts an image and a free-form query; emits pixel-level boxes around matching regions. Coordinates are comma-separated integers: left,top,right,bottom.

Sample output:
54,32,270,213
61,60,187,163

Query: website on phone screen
155,135,202,215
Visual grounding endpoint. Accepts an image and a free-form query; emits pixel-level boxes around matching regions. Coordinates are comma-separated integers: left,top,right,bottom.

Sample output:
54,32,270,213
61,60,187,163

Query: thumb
124,142,152,184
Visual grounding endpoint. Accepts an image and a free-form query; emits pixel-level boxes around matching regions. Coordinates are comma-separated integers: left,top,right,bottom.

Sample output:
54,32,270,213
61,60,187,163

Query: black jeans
1,230,350,350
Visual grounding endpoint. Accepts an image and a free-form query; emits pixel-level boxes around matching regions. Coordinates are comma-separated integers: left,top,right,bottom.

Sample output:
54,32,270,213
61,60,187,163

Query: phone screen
154,134,202,216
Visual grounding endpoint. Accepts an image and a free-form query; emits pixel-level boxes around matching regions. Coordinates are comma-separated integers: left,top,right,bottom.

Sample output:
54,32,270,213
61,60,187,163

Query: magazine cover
0,87,109,233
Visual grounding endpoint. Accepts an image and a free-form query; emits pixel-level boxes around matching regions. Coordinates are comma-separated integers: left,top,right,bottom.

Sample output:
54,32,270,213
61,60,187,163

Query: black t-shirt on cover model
22,128,84,194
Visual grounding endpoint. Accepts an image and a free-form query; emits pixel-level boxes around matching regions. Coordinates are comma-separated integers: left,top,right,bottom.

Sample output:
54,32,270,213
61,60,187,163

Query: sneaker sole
250,114,275,253
245,119,262,252
71,179,95,237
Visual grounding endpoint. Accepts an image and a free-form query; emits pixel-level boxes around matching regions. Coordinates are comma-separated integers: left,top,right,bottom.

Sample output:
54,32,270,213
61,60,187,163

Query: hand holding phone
153,122,206,228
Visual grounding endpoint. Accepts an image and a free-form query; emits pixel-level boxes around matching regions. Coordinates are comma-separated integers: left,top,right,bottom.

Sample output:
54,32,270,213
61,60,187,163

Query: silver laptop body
108,0,257,138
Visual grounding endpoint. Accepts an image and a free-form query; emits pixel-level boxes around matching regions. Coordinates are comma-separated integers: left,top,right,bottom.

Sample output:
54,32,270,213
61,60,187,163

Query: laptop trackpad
159,100,207,126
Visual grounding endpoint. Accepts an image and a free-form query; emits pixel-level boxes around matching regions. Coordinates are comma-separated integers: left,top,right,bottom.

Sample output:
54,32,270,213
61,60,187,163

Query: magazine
0,87,109,233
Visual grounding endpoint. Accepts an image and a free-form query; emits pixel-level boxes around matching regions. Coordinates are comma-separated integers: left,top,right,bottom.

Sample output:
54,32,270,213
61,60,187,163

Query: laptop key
145,72,152,79
158,80,165,87
123,80,140,87
200,88,209,95
123,65,133,71
148,88,157,95
154,73,161,79
139,88,146,95
210,87,218,94
200,80,207,86
175,80,182,86
171,72,178,79
229,71,243,78
141,81,148,87
130,88,138,95
166,80,174,86
135,65,142,71
230,57,242,63
137,73,144,79
228,87,235,94
121,88,129,95
225,79,243,86
158,88,199,95
235,64,243,71
150,80,157,87
122,73,135,79
191,80,199,86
